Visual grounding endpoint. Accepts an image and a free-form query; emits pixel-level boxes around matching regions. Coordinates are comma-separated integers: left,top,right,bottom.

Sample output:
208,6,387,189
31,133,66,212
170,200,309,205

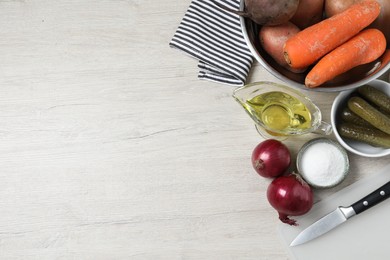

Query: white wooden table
0,1,388,259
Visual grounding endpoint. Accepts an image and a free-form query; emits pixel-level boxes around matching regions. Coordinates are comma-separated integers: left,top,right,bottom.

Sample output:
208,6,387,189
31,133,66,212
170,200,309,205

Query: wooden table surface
0,1,388,259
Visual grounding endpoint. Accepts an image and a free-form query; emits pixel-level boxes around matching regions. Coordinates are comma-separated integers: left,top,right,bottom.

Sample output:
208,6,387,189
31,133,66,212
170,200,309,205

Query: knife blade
290,181,390,247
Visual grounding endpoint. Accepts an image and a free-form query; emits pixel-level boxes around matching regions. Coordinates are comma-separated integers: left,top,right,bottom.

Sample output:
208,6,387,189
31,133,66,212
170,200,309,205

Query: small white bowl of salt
296,138,350,189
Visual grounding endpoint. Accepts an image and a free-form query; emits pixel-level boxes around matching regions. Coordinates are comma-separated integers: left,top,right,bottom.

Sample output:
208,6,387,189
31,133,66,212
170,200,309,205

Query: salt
299,140,348,187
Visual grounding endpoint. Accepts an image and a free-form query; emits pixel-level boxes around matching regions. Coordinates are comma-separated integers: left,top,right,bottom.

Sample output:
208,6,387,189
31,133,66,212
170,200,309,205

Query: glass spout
313,121,333,135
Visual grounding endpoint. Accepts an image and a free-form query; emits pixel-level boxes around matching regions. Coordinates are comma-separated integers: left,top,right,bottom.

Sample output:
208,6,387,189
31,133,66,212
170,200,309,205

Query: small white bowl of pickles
331,79,390,157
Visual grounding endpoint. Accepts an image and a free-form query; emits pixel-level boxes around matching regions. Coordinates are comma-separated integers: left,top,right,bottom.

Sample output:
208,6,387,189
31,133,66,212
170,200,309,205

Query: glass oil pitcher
233,81,332,138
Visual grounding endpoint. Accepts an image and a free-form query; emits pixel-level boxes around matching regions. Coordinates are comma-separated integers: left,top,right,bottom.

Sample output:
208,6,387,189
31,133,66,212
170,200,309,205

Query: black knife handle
351,181,390,215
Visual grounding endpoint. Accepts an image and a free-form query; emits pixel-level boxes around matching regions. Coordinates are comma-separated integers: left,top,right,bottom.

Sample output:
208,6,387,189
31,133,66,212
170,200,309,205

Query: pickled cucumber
340,107,371,127
348,96,390,135
358,85,390,114
338,123,390,148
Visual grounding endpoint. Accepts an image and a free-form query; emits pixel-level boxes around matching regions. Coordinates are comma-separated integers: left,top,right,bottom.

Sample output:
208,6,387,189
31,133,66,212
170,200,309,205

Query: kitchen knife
290,181,390,247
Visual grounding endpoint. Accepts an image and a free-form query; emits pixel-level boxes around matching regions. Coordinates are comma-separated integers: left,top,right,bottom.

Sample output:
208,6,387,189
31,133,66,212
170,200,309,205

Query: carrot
305,28,386,88
283,0,381,70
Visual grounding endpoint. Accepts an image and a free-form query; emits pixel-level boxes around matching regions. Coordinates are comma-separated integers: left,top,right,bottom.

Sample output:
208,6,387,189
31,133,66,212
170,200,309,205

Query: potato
325,0,390,46
291,0,325,29
324,0,359,17
259,22,305,72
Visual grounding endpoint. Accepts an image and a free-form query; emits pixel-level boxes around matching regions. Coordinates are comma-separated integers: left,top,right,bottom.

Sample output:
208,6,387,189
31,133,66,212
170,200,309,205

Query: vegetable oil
242,91,312,134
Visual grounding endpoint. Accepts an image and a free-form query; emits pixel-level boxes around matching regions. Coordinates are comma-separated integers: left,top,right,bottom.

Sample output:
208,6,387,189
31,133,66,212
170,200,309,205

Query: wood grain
0,0,388,259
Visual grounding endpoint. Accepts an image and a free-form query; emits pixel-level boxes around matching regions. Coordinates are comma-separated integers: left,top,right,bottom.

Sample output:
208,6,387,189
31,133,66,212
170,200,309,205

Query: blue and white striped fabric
170,0,254,86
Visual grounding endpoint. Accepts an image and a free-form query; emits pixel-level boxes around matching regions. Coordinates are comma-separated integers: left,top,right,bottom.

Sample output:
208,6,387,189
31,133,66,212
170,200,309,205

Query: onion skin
267,174,314,225
251,139,291,178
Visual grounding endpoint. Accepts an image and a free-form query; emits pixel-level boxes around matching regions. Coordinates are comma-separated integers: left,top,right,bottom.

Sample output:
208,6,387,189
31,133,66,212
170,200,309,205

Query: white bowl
296,138,349,188
331,79,390,157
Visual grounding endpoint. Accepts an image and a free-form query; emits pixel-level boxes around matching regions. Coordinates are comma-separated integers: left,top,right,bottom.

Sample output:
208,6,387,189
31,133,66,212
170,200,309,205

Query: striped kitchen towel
169,0,254,86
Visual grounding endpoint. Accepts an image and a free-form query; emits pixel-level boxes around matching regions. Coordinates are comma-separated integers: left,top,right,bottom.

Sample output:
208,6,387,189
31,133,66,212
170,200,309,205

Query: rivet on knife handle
351,181,390,215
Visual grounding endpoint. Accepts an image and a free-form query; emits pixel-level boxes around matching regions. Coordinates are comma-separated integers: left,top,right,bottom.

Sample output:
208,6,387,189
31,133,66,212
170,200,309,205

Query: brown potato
291,0,325,29
324,0,359,17
259,22,305,73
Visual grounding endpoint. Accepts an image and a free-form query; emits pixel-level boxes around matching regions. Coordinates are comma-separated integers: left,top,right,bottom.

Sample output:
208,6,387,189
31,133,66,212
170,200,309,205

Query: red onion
251,139,291,178
267,173,313,225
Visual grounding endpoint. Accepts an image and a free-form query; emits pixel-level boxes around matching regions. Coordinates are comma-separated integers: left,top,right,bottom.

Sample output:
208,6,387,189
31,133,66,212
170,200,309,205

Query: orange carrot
283,0,381,70
305,28,386,88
